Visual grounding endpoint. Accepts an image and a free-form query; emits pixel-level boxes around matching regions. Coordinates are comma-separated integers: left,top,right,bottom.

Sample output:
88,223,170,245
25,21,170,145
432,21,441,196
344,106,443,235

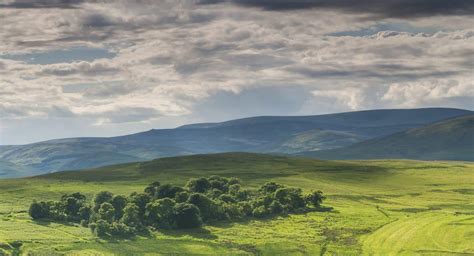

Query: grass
0,153,473,255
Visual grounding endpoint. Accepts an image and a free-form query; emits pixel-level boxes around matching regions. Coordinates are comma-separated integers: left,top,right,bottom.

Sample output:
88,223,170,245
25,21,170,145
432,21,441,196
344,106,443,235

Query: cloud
0,0,84,9
201,0,474,18
0,0,473,144
37,60,120,76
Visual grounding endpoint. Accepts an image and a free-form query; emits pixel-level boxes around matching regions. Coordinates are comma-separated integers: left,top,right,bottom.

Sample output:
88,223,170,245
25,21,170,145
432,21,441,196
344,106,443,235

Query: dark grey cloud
0,0,84,9
201,0,474,18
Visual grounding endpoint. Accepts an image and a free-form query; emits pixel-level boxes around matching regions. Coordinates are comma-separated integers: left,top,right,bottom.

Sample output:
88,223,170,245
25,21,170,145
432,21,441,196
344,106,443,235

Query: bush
93,191,114,211
156,184,184,199
98,202,116,223
111,195,128,219
186,177,211,193
305,191,325,208
145,198,176,228
29,201,49,220
174,203,202,229
187,193,218,221
120,203,141,228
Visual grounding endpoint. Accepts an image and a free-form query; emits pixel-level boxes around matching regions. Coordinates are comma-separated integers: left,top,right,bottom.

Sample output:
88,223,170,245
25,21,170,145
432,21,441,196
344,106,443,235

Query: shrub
175,191,189,203
93,191,114,211
187,193,218,221
29,201,49,220
186,178,211,193
111,195,128,219
305,191,325,208
145,198,176,229
98,202,116,223
156,184,184,199
174,203,202,229
120,203,141,228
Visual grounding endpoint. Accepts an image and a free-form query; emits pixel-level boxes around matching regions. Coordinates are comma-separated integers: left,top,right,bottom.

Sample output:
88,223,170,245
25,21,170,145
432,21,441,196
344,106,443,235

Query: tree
186,178,211,193
274,188,305,211
29,201,49,219
173,203,202,229
145,198,176,228
61,192,86,202
187,193,218,221
120,203,141,228
259,182,284,194
156,184,184,199
111,195,128,219
92,219,110,237
64,197,83,218
78,206,92,224
130,193,151,218
93,191,114,211
144,181,161,197
98,202,116,223
305,191,325,208
175,191,189,203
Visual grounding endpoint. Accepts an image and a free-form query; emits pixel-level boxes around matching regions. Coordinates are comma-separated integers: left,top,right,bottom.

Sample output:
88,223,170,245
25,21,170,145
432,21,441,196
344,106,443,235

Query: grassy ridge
304,115,474,161
0,153,473,255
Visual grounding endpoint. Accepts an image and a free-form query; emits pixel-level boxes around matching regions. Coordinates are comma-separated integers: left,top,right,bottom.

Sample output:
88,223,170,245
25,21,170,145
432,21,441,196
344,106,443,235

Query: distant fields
0,153,473,255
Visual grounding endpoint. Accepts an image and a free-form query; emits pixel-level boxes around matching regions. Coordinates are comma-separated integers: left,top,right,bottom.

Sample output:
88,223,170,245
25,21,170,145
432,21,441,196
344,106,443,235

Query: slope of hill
0,160,36,178
302,115,474,161
0,108,471,176
1,153,473,255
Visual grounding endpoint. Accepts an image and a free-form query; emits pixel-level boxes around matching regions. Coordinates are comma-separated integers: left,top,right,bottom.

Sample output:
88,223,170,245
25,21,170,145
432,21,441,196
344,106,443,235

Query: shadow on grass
33,219,79,227
158,227,218,240
209,206,334,229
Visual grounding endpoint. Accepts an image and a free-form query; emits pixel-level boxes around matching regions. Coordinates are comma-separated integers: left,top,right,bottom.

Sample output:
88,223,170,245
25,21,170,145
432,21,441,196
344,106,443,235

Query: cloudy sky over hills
0,0,473,144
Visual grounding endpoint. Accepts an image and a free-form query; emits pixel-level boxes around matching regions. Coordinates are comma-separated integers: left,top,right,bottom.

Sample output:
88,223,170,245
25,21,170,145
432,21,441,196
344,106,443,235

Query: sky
0,0,473,145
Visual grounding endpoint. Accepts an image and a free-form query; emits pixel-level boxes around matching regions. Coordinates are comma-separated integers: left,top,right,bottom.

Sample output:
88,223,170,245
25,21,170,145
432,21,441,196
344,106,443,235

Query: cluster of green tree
29,176,325,238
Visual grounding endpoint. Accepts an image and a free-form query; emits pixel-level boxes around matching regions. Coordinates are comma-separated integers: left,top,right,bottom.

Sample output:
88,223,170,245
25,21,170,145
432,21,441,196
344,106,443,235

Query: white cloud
0,1,473,143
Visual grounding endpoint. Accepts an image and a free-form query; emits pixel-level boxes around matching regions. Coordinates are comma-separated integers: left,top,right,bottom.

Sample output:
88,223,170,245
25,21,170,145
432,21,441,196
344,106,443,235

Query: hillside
1,108,470,177
302,115,474,161
1,153,473,255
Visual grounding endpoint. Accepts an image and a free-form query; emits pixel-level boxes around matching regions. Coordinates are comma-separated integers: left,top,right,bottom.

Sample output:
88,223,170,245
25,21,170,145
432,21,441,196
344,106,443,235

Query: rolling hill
0,108,471,177
0,153,473,255
301,115,474,161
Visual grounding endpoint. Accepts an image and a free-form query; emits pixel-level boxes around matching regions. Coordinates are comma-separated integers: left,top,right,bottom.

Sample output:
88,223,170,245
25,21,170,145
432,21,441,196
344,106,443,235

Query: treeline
29,176,325,238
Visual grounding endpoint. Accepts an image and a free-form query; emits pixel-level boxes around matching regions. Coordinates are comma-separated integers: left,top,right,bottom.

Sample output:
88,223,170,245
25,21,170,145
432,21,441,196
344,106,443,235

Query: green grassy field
0,153,473,255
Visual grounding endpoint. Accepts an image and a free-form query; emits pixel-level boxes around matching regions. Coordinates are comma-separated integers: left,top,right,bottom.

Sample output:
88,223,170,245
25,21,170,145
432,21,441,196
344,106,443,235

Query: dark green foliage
175,191,189,203
28,201,49,219
156,184,184,199
144,181,161,197
305,191,325,208
187,193,219,221
145,198,176,229
93,191,114,211
120,203,141,228
186,177,211,193
28,175,324,238
111,195,128,219
130,192,151,218
259,182,284,194
174,203,203,229
98,202,116,223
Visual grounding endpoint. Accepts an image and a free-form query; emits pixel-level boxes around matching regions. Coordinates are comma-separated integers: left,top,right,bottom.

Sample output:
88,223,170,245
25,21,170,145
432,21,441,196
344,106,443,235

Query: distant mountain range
300,115,474,161
0,108,472,177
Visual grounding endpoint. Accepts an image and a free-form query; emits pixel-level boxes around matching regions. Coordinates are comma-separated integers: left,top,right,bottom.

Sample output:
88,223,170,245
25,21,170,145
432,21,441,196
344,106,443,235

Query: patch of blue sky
0,46,115,64
328,22,441,37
